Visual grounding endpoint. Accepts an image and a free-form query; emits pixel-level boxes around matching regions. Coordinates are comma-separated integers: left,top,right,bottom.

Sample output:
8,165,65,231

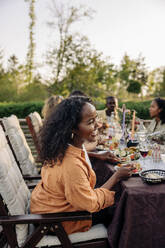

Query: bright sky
0,0,165,73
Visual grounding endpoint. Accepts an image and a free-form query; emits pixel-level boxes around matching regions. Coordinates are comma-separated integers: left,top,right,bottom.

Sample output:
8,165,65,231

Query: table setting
97,104,165,183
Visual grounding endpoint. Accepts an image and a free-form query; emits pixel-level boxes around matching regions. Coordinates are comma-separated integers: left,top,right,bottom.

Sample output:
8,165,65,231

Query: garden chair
0,122,40,184
2,115,39,176
0,127,109,248
26,111,43,157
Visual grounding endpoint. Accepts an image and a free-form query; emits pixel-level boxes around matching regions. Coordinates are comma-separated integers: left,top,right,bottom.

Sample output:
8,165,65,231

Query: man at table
97,96,120,123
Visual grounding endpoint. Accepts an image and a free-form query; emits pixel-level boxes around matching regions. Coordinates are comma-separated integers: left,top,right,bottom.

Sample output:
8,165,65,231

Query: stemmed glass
139,142,149,168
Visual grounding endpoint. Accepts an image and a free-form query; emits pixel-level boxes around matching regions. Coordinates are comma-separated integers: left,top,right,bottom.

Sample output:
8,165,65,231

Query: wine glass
139,142,149,168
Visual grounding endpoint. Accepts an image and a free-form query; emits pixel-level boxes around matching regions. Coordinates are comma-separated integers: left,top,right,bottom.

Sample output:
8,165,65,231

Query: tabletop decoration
120,104,126,145
131,110,136,140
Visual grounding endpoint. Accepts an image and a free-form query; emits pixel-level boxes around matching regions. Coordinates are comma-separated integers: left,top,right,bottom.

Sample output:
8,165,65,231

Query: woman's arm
101,164,134,190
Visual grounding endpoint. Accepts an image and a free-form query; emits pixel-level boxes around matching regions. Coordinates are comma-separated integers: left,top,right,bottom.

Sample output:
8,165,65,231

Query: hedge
0,102,43,118
0,100,151,119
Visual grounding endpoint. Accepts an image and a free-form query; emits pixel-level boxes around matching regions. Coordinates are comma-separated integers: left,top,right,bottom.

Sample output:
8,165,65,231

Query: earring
71,133,74,139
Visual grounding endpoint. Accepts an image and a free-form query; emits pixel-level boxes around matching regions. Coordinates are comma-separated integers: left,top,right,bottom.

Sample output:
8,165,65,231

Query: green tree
46,30,117,98
18,76,49,102
46,1,94,92
57,36,117,99
157,68,165,97
118,54,148,95
147,68,162,96
0,53,18,102
25,0,36,83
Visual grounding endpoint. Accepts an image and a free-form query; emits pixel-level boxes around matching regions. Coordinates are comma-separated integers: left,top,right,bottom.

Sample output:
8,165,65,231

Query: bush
118,100,151,120
0,102,44,118
0,100,151,119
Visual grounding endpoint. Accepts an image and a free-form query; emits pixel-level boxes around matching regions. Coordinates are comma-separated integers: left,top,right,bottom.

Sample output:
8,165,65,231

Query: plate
96,150,108,155
139,169,165,184
114,165,141,176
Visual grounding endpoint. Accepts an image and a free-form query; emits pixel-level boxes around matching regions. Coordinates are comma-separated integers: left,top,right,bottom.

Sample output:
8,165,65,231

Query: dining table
91,156,165,248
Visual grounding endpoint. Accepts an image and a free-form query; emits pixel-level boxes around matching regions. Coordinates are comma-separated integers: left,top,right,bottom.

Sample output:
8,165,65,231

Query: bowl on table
139,169,165,184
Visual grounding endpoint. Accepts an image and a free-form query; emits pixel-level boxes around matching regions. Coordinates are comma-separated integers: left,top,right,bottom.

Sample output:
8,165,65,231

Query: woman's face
149,100,161,118
106,98,118,112
75,103,99,144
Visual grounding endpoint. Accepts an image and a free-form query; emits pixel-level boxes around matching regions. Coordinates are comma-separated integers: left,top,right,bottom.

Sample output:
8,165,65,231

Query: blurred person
30,96,134,236
147,97,165,145
97,96,120,123
69,90,87,97
42,95,63,120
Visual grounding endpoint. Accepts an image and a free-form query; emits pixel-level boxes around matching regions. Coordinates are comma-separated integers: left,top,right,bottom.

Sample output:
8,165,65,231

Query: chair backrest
0,125,30,247
2,115,38,175
0,124,109,248
26,112,43,156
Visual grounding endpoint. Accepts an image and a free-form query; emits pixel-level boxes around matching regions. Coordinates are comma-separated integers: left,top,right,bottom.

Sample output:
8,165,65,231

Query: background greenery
0,100,151,119
0,1,164,113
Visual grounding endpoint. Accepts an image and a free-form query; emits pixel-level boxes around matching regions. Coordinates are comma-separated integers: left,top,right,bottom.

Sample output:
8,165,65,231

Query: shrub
0,100,151,120
118,100,151,119
0,102,43,118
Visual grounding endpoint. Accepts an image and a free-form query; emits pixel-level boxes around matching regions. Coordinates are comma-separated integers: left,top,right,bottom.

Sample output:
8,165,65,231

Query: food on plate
132,162,142,173
145,173,162,179
109,141,119,150
117,162,142,174
114,147,140,161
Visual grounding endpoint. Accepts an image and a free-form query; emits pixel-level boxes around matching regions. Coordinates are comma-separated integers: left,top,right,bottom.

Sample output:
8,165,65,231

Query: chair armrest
0,211,91,225
27,183,37,189
23,175,41,180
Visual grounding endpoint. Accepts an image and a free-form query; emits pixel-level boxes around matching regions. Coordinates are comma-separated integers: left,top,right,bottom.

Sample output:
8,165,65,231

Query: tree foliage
46,1,94,90
25,0,36,83
0,2,164,103
118,54,148,94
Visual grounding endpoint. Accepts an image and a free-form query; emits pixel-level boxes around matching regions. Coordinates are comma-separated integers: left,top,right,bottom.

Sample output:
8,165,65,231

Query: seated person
97,96,120,123
69,90,87,97
147,97,165,145
42,95,63,120
30,96,134,236
69,92,119,161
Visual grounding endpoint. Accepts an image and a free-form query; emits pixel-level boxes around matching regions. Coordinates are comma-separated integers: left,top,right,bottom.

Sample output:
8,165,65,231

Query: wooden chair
0,126,109,248
2,115,39,176
26,112,43,157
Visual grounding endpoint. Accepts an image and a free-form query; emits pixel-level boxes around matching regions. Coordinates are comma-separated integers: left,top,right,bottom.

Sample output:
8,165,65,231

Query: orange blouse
30,145,115,234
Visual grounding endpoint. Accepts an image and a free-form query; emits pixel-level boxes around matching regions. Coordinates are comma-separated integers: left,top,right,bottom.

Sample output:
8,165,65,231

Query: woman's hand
98,151,120,163
101,164,135,190
114,164,135,181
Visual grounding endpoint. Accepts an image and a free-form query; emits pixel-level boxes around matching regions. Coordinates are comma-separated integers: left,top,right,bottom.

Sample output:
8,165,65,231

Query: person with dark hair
97,96,120,123
42,95,63,120
69,90,87,97
147,97,165,144
30,96,134,235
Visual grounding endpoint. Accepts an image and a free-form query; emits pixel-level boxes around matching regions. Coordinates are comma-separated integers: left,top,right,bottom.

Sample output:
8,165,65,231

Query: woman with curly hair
30,96,134,235
147,97,165,144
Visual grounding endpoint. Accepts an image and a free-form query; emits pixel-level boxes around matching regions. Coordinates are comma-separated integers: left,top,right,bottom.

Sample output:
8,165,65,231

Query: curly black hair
39,96,92,165
154,98,165,124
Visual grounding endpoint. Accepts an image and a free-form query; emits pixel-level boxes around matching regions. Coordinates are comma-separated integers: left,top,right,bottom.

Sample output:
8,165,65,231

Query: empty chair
26,112,43,156
0,127,109,248
2,115,38,175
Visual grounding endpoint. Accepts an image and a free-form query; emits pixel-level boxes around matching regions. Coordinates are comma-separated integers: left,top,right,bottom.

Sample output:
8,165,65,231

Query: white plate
114,165,140,176
96,150,108,154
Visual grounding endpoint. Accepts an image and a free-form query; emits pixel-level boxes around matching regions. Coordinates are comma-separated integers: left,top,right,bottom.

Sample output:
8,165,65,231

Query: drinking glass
139,142,149,168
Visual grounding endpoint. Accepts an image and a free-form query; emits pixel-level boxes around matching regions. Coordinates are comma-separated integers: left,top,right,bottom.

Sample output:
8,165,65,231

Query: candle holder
127,139,139,148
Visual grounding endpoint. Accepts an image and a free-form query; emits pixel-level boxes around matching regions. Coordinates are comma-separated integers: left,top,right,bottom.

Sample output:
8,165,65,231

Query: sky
0,0,165,74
